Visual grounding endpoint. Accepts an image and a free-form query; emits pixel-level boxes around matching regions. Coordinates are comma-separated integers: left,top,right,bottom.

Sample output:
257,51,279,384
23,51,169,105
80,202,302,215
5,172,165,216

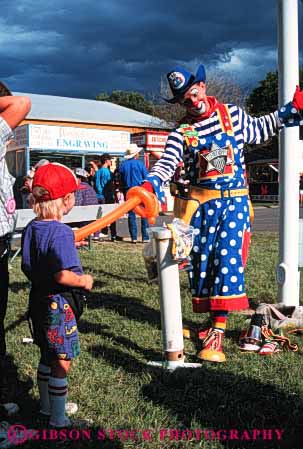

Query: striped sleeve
147,129,184,183
238,106,279,145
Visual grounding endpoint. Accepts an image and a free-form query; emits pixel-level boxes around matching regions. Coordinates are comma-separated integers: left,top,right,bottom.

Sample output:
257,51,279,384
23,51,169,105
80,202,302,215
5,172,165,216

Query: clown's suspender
173,103,253,224
216,103,234,135
216,103,254,221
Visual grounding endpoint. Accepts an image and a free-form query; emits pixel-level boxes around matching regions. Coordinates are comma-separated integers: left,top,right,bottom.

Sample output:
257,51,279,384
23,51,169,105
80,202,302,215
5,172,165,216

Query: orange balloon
126,186,159,219
74,186,159,242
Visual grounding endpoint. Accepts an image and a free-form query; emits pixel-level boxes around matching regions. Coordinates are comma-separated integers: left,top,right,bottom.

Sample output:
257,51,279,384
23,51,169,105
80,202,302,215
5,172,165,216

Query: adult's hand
144,176,166,204
292,85,303,111
141,181,154,193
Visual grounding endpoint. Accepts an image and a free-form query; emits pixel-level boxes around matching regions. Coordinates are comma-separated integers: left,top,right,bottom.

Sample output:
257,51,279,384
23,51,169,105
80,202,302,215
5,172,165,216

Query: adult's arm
142,130,183,202
0,96,31,130
240,86,303,145
147,130,183,182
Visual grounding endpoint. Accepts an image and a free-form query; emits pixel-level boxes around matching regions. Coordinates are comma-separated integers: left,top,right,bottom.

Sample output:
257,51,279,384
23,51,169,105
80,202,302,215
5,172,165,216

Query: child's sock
211,311,228,333
48,376,70,427
37,363,51,415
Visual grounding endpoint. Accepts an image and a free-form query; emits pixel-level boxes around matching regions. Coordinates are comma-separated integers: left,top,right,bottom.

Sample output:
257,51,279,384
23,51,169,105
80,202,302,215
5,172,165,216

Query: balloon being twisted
74,186,159,242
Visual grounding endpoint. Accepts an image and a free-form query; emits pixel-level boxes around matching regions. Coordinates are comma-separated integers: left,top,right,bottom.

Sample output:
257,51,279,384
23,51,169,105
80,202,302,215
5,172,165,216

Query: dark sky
1,0,302,99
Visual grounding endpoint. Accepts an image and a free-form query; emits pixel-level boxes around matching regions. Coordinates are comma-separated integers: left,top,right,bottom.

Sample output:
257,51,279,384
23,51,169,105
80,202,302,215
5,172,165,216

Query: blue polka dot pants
189,196,250,313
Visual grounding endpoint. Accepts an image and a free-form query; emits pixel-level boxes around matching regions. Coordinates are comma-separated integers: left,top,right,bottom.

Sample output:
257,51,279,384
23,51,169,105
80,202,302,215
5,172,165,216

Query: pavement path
251,206,279,233
114,206,282,241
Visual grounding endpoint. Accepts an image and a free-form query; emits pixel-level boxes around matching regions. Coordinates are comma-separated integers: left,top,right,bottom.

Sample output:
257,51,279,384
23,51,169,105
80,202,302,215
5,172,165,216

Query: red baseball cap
32,162,85,202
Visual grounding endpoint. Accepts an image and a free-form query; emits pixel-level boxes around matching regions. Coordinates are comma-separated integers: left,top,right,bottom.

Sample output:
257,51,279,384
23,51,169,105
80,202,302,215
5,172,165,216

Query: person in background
113,165,125,205
87,160,100,189
20,159,50,208
21,163,93,428
27,159,50,180
19,175,33,208
95,154,117,241
0,94,31,364
119,144,149,243
74,168,98,207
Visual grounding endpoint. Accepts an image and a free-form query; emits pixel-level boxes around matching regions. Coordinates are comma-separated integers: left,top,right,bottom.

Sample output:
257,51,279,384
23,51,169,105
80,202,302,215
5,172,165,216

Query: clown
143,64,303,363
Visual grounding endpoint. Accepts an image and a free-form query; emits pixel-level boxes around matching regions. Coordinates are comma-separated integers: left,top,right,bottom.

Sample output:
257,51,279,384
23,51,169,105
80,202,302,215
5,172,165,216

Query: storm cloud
1,0,302,98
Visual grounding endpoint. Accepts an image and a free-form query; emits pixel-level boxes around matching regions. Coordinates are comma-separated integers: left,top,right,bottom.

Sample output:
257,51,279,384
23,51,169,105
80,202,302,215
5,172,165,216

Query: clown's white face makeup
179,82,209,116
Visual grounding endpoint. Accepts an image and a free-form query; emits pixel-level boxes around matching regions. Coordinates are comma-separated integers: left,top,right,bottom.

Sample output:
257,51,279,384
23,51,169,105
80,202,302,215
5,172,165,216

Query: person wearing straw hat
119,144,149,243
142,63,303,363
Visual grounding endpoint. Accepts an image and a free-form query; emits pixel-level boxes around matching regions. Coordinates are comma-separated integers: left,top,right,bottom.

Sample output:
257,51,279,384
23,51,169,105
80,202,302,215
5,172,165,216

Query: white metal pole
154,228,184,364
148,227,201,369
277,0,300,305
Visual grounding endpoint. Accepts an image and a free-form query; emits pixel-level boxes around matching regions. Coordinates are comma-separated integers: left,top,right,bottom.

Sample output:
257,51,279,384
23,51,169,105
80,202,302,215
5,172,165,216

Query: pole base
147,360,202,370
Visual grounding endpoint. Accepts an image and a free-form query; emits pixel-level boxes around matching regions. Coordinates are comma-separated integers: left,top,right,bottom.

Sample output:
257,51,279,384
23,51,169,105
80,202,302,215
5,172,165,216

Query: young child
21,162,93,428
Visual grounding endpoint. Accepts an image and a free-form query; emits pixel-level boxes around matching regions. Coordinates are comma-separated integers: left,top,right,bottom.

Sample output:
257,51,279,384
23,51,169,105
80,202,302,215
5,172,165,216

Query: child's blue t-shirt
21,220,83,294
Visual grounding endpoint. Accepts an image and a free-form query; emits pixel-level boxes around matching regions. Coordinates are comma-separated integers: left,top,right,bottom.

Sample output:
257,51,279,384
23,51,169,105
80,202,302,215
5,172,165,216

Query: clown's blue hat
165,64,206,103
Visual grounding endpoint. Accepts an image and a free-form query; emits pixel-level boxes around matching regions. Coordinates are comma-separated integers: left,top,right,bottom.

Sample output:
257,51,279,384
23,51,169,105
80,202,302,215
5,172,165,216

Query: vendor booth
131,130,168,169
6,123,131,177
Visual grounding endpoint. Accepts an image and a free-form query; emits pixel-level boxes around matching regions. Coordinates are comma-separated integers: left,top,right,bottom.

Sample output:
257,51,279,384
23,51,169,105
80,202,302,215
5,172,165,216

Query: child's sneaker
50,417,93,429
39,402,78,418
65,402,78,415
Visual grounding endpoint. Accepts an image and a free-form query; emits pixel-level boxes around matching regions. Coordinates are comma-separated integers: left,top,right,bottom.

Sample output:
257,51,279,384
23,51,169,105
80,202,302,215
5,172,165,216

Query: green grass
2,233,303,449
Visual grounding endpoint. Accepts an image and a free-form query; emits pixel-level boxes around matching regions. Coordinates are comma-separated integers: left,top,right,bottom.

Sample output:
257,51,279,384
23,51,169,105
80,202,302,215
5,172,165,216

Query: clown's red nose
191,99,200,107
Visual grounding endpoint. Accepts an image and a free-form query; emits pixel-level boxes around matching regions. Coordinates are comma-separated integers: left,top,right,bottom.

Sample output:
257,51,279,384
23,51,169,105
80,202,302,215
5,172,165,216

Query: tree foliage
96,90,155,115
244,72,279,160
246,71,278,116
244,69,303,161
246,69,303,115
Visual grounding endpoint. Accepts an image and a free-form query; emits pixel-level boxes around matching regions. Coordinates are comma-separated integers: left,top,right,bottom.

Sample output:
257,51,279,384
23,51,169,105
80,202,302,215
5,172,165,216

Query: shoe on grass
197,328,226,362
239,329,262,352
2,403,19,416
65,402,78,415
40,402,78,417
259,340,281,355
49,417,93,429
